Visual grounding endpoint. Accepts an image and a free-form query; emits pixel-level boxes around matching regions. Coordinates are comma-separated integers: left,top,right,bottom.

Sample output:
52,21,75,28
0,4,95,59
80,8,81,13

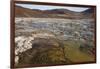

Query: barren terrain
15,17,95,66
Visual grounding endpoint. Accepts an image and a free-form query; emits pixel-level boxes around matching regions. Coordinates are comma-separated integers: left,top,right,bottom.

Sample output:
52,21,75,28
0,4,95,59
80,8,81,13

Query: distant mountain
45,8,77,14
15,5,95,19
15,5,44,17
82,8,95,14
81,8,95,18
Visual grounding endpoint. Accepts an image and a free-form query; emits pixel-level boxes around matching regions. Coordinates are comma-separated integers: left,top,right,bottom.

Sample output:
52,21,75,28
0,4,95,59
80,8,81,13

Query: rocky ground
15,17,95,66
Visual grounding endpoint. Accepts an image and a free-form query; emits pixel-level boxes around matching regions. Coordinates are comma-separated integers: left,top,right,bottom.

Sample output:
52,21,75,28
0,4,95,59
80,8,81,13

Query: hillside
81,8,95,18
15,5,95,19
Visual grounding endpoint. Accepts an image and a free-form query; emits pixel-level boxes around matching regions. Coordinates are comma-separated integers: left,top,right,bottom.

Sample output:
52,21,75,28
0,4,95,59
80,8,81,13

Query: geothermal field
15,17,95,66
14,4,96,67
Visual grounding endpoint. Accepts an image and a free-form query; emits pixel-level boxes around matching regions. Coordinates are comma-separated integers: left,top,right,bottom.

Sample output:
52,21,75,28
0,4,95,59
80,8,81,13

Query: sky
16,3,90,12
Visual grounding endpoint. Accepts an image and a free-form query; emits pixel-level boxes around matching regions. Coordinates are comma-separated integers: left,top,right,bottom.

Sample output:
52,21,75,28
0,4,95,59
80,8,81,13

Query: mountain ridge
15,5,95,19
